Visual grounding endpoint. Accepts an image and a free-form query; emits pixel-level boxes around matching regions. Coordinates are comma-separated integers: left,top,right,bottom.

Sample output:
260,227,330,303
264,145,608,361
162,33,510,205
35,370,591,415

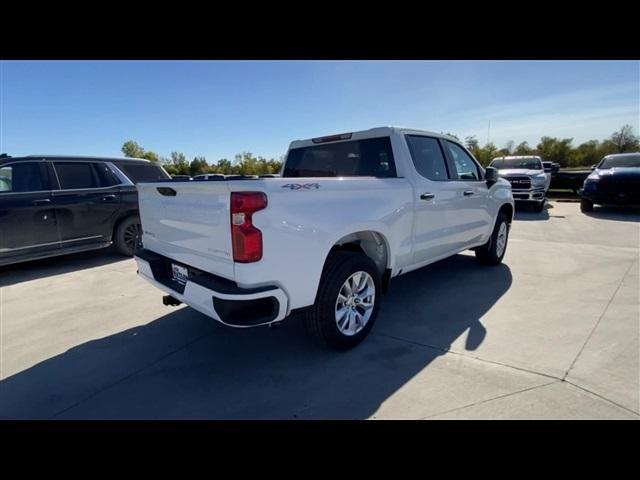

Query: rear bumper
135,249,289,327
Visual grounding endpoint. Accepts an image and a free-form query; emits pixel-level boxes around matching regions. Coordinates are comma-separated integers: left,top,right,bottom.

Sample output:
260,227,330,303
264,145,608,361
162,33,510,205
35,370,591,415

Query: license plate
171,263,188,285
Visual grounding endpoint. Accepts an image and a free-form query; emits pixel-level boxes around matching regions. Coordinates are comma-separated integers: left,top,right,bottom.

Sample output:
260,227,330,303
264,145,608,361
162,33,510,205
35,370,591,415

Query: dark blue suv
0,154,171,267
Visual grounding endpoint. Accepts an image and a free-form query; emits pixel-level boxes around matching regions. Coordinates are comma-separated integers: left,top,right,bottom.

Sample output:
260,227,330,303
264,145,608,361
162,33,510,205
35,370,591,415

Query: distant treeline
122,124,639,176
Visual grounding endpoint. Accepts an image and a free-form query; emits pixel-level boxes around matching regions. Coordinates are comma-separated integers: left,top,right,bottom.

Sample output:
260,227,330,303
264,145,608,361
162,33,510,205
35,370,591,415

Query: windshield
598,154,640,169
490,158,542,170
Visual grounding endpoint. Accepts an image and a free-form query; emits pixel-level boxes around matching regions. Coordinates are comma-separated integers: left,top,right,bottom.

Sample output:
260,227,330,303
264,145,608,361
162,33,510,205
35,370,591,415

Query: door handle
420,193,435,201
102,194,117,201
463,190,475,196
32,198,51,206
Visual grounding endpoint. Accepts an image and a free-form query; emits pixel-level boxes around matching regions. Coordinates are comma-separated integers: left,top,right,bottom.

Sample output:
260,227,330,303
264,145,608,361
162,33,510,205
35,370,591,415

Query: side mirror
485,166,498,184
590,165,596,171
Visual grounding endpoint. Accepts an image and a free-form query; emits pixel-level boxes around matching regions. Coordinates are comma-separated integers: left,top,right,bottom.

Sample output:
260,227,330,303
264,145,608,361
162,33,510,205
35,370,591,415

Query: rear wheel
580,198,594,213
475,213,509,266
305,251,381,350
114,215,142,256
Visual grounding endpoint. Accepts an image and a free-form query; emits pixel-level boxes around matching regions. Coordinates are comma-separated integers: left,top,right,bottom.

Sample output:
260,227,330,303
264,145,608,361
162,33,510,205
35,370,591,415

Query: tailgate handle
157,187,177,197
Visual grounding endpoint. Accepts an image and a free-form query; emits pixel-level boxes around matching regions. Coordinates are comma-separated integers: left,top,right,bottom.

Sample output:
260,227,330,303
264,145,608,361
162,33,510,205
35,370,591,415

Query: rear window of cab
283,137,397,178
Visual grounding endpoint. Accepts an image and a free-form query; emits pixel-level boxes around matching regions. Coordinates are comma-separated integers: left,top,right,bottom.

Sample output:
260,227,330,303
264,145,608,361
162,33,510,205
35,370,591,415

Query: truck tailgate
137,181,235,280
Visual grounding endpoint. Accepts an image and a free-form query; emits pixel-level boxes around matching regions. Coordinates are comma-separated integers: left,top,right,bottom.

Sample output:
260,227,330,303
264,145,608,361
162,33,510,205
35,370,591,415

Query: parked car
542,161,560,174
550,168,591,194
170,174,192,181
0,155,171,267
134,127,514,350
580,152,640,212
488,155,549,212
193,174,226,181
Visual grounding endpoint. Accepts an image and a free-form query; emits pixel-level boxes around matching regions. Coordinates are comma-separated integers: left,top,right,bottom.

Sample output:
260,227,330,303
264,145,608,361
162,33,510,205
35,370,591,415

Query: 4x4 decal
281,183,320,190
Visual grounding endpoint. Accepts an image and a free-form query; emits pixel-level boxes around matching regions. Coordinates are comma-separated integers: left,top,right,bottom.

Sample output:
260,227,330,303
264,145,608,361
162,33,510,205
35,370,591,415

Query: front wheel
305,251,381,350
580,198,594,213
114,215,142,256
475,213,509,266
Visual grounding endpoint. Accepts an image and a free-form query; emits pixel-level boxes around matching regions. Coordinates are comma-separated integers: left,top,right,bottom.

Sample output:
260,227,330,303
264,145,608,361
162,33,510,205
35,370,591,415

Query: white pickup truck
135,127,514,350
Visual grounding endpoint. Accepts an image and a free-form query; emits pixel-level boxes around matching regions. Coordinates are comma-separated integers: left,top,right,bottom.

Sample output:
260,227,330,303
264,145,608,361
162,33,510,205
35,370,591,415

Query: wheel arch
322,230,393,294
498,202,514,224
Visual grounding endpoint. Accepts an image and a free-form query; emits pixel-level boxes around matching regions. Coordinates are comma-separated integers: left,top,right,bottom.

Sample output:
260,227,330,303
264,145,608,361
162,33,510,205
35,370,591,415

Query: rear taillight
230,192,267,263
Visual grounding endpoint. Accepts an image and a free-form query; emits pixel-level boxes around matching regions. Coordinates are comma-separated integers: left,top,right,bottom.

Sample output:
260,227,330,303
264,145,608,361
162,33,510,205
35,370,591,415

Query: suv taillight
230,192,267,263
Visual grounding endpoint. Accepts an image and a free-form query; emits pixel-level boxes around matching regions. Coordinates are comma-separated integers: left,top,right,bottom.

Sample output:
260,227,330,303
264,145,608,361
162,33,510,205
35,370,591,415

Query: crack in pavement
419,380,560,419
563,260,638,382
563,380,640,417
378,332,561,382
378,329,640,418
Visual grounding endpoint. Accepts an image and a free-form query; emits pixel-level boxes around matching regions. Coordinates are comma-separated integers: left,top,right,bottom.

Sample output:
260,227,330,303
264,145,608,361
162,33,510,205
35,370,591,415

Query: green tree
465,136,479,151
610,124,639,153
215,159,233,174
536,137,574,167
514,141,533,155
569,140,600,167
121,140,145,158
121,140,160,162
164,151,190,176
141,151,160,163
189,156,209,176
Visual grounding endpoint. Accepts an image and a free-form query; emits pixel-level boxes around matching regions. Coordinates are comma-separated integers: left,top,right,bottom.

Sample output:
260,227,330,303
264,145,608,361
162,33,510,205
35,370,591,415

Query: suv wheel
305,251,381,350
475,213,509,266
580,198,594,213
114,215,142,256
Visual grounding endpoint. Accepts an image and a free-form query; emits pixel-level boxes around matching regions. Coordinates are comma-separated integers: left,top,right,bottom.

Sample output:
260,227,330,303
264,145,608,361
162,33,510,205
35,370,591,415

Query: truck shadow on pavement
0,248,127,288
513,203,551,221
0,254,512,420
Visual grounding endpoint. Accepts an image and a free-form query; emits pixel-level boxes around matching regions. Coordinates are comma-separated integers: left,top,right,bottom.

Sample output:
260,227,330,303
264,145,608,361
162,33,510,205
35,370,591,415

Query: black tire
580,198,594,213
305,251,381,351
114,215,142,256
475,213,509,266
532,201,545,213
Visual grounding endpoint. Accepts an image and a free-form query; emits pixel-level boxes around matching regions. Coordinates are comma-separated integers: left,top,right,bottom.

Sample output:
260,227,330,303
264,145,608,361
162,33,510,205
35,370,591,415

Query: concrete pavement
0,201,638,419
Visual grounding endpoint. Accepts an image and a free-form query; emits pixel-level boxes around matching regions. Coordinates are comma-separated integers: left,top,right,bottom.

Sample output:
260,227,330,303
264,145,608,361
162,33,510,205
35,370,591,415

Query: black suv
0,154,171,267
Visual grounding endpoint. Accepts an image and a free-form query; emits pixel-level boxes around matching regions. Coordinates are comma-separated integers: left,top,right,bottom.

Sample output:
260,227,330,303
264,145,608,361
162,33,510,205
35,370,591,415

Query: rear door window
283,137,397,178
53,162,102,189
0,162,50,193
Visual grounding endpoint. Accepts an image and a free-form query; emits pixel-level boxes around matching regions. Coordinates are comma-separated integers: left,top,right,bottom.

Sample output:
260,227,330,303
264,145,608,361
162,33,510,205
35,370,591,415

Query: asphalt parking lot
1,201,638,419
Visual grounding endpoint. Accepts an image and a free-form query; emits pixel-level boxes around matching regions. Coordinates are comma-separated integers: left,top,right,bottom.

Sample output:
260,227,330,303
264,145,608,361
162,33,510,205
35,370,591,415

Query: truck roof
288,126,457,149
603,152,640,158
492,155,542,161
0,154,153,164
